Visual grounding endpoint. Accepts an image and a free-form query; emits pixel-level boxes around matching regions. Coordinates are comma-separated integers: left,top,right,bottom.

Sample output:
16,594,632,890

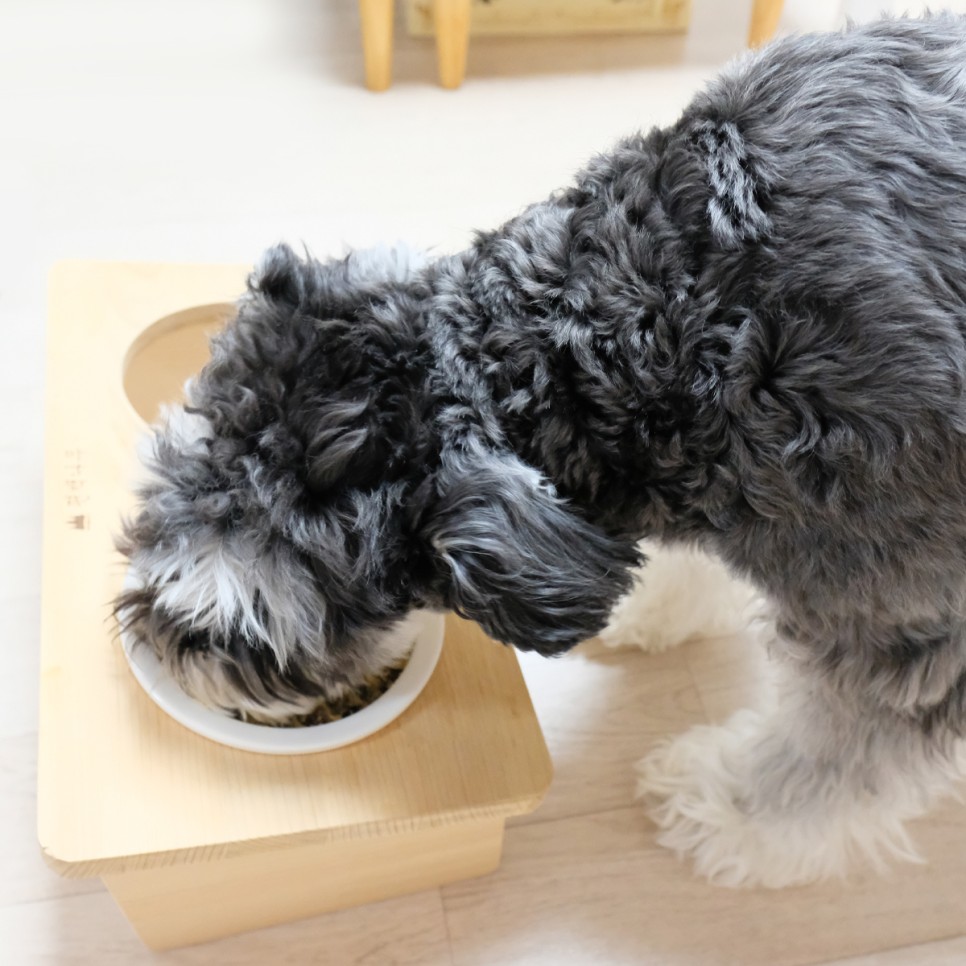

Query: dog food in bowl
236,658,409,727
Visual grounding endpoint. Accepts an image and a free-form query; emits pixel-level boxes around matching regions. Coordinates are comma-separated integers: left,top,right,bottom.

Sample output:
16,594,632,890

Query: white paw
599,543,759,654
636,713,923,888
597,619,694,655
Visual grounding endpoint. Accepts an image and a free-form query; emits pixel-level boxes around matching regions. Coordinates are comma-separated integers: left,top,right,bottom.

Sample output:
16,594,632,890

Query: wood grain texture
443,803,966,966
511,640,702,827
682,629,771,724
830,937,966,966
39,261,552,882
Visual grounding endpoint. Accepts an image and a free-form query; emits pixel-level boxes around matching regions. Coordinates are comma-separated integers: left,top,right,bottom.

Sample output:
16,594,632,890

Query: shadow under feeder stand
38,260,552,950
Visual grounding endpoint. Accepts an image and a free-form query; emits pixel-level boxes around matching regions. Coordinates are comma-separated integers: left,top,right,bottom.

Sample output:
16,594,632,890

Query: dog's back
665,18,966,624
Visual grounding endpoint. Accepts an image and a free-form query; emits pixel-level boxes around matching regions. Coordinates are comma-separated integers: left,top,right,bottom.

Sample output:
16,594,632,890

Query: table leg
359,0,395,91
434,0,471,90
748,0,784,48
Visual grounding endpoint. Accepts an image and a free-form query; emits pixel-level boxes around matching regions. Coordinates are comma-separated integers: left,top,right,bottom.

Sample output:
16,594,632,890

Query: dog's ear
248,242,324,307
230,244,430,494
420,445,642,656
692,119,770,248
249,242,428,315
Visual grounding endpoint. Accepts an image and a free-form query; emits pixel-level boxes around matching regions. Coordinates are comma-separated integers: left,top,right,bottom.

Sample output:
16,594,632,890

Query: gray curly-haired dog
117,15,966,888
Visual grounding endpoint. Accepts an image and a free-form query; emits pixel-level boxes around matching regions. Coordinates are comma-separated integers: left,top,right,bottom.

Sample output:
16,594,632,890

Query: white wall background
846,0,966,17
786,0,966,31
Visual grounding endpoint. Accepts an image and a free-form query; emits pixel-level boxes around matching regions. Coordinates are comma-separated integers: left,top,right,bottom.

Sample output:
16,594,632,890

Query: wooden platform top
38,261,552,878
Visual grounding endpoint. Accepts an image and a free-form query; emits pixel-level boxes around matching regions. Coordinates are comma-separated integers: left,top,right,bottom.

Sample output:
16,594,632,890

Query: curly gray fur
119,14,966,761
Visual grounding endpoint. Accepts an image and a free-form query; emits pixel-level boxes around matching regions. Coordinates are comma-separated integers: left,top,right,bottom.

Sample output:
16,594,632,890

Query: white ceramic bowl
120,607,445,755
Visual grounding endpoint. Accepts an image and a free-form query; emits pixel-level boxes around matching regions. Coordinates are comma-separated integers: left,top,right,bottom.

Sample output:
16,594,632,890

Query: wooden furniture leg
359,0,395,91
748,0,784,48
434,0,471,90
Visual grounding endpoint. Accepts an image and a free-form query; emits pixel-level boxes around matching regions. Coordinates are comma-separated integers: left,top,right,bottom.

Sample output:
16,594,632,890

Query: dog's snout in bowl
115,277,445,732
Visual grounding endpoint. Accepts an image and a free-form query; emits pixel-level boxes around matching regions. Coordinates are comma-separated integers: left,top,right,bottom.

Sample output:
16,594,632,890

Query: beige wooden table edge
38,786,552,880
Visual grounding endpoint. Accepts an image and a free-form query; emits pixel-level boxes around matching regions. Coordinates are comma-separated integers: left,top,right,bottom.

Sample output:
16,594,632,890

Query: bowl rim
120,606,445,755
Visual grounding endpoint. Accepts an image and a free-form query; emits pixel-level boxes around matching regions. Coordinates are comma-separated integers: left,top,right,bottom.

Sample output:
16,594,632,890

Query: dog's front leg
598,542,760,654
637,651,966,887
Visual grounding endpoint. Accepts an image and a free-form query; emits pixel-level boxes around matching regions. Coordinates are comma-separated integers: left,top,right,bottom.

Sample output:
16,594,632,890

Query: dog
117,14,966,888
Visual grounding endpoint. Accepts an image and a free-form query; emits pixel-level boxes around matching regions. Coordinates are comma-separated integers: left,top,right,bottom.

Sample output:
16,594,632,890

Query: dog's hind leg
637,626,966,887
597,541,760,654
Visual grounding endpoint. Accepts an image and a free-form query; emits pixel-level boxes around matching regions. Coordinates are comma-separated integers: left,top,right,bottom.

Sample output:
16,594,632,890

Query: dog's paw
637,713,790,887
635,713,922,888
598,544,759,654
597,619,692,654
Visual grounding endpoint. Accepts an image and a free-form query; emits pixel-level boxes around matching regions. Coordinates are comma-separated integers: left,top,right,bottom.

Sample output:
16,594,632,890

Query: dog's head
116,245,639,722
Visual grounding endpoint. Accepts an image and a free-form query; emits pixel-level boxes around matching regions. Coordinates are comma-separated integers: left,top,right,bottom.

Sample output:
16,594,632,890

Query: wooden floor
5,0,966,962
